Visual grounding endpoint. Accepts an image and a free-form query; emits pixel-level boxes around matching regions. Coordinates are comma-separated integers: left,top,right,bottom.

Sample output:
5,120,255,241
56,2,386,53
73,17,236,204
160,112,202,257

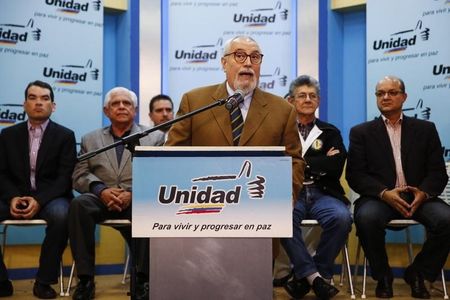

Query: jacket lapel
374,117,396,171
239,88,269,145
18,122,31,178
210,83,233,145
35,121,53,172
400,116,413,173
301,125,322,157
117,124,141,175
102,127,120,175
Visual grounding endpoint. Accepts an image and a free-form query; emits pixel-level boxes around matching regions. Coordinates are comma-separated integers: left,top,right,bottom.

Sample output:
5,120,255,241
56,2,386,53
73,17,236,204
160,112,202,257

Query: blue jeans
281,187,352,279
0,197,69,284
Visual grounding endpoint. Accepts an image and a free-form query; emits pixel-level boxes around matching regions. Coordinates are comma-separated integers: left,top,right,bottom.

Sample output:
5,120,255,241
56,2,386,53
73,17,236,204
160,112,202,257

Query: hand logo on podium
192,160,266,199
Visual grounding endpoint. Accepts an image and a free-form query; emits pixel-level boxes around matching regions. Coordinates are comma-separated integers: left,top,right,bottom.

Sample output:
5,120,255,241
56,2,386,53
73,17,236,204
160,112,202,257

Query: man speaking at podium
165,36,305,296
166,35,304,198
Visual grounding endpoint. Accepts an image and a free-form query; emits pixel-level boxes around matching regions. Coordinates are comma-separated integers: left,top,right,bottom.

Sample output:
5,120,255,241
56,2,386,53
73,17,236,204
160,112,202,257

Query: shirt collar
109,127,132,139
28,119,50,131
381,114,403,126
298,119,316,129
225,82,254,110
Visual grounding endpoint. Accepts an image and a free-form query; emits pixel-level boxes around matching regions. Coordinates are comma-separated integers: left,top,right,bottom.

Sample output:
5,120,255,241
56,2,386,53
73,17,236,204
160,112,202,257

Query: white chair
65,219,131,296
300,219,356,299
0,219,66,296
354,219,448,299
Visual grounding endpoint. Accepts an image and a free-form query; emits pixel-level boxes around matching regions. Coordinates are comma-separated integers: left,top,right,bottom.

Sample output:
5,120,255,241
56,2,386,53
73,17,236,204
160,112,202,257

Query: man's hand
117,191,131,210
100,188,125,212
405,186,428,216
381,187,412,217
10,196,40,219
326,147,340,156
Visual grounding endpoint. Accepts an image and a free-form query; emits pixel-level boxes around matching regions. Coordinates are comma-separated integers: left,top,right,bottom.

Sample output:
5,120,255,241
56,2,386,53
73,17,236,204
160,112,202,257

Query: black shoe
135,281,149,300
33,282,57,299
375,275,393,298
72,280,95,300
403,265,431,299
0,280,13,297
284,277,310,299
273,270,293,287
312,277,339,300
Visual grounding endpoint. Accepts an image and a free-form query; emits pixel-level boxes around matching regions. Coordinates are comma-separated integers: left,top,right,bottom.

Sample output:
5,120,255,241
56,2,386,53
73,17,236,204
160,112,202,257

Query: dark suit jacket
166,82,305,200
304,119,348,204
346,116,448,200
0,120,76,207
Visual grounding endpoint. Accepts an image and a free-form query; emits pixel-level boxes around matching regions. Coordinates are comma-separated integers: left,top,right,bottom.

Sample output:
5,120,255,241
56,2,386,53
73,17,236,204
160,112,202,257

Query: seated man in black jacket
0,80,76,298
281,75,352,300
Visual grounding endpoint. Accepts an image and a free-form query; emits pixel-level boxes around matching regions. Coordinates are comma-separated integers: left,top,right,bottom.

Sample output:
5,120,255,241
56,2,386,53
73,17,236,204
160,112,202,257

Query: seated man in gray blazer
69,87,164,300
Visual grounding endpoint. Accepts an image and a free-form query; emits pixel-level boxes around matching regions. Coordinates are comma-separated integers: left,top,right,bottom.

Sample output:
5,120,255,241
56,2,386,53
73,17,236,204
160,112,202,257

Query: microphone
224,90,245,111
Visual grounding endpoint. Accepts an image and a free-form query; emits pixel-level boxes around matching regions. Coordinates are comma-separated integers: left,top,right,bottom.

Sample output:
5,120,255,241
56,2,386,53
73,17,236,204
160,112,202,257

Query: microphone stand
78,97,230,161
77,96,230,298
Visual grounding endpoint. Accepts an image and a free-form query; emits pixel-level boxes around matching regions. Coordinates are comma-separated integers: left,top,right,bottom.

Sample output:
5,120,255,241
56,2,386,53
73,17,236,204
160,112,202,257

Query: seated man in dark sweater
281,75,352,300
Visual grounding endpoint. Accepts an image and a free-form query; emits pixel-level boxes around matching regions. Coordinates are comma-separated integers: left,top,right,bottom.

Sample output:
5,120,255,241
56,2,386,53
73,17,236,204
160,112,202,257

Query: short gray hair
223,36,261,56
288,75,320,97
103,87,138,108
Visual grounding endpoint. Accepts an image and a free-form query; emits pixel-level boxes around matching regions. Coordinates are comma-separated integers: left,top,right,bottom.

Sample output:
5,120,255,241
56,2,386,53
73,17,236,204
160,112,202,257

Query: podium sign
132,146,292,238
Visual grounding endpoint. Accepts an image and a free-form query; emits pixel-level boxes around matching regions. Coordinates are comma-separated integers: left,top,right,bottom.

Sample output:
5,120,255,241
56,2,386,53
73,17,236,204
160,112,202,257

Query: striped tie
230,106,244,146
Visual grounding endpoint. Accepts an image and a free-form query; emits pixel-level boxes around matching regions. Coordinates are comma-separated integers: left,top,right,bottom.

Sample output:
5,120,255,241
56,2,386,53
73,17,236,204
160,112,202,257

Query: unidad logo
432,64,450,79
42,59,99,85
0,19,41,45
0,104,26,127
158,161,266,215
45,0,100,13
233,1,288,27
372,20,430,54
259,67,287,90
174,38,222,64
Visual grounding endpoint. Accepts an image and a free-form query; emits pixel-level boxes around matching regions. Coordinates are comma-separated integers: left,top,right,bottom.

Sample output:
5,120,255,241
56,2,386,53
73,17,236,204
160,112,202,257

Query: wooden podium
132,146,292,300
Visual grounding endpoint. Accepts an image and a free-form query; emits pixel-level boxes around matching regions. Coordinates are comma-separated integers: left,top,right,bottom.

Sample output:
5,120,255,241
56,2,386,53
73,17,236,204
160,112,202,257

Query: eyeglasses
223,51,264,65
375,90,404,98
294,93,318,101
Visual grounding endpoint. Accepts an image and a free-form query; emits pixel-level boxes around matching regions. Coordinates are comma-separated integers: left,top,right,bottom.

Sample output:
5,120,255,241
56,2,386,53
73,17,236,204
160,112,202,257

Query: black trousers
354,196,450,281
68,193,149,278
0,197,70,284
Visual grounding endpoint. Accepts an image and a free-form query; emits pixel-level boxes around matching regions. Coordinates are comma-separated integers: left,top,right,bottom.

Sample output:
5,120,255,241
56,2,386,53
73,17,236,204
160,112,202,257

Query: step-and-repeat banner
367,0,450,161
0,0,103,244
162,0,297,109
0,0,103,142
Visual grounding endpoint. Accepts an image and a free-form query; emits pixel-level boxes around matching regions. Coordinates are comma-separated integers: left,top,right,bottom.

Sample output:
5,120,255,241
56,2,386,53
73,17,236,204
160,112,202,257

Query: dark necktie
230,106,244,146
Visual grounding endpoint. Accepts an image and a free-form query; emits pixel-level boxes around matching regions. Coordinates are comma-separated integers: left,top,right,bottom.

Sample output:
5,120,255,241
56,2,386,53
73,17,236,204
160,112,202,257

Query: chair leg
405,227,414,264
430,269,449,300
65,261,76,296
122,252,130,285
441,268,449,300
343,244,356,299
59,261,64,296
339,249,345,287
362,257,367,299
353,240,361,287
1,225,8,257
